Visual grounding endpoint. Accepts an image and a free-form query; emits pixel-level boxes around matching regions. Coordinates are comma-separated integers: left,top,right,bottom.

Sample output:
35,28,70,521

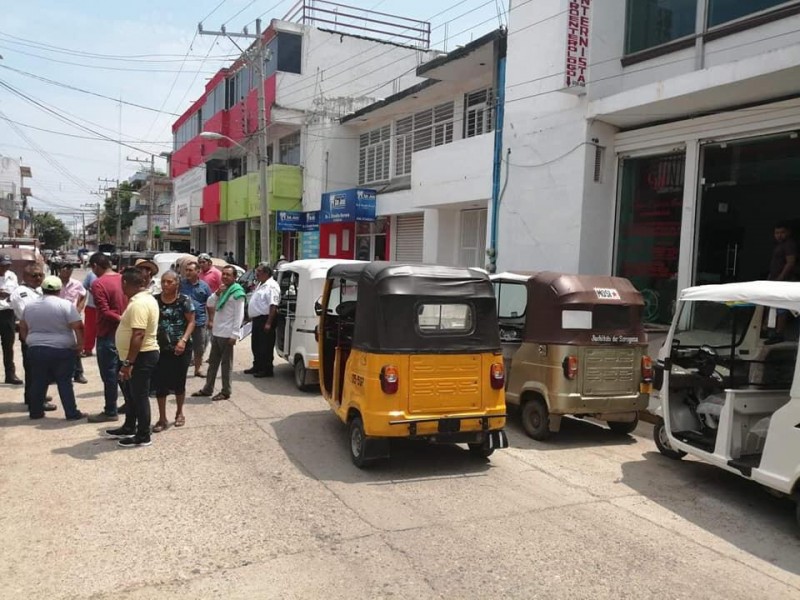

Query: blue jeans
96,336,122,416
28,346,80,419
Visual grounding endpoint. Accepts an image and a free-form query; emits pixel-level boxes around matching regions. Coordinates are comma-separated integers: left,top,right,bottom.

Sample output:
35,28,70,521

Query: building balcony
221,164,303,221
411,133,494,208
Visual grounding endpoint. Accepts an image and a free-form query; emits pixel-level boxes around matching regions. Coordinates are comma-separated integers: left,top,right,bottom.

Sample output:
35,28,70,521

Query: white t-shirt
247,278,281,318
0,270,19,312
11,284,42,320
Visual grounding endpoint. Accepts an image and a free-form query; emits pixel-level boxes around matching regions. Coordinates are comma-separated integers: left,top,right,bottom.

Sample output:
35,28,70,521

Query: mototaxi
492,271,652,440
317,262,509,467
652,281,800,527
274,259,364,390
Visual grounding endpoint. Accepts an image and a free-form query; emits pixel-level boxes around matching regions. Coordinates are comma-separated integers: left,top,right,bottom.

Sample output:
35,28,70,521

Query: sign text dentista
565,0,591,89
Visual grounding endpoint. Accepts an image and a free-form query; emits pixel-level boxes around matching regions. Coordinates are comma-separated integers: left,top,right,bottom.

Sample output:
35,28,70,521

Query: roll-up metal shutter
394,214,424,263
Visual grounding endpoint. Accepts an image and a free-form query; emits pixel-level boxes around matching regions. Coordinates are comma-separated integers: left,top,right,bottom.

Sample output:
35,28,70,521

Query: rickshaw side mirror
314,297,323,316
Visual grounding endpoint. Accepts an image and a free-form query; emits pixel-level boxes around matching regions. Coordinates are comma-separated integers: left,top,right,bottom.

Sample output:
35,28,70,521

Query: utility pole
199,18,272,263
127,155,157,251
98,177,121,249
82,201,102,249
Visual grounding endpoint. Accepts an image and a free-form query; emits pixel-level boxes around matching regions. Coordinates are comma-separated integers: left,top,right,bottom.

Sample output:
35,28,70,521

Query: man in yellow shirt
105,267,160,448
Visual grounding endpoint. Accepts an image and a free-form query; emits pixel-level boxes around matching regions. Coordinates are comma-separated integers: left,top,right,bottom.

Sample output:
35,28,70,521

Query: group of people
0,251,283,449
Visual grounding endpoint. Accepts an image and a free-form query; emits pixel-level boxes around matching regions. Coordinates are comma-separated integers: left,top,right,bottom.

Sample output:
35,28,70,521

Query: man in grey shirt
19,276,86,420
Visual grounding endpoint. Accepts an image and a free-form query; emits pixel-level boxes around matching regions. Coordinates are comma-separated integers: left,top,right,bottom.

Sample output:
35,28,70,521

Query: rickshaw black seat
336,301,357,320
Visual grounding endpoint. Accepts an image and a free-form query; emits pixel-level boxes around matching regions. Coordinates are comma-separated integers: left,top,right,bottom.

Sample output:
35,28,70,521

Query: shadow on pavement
621,451,800,575
51,434,121,460
504,412,639,451
270,409,493,485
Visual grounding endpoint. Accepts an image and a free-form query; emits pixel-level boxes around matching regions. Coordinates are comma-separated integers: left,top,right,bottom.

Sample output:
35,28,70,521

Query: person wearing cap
11,263,56,411
197,253,222,294
59,262,88,385
135,258,159,293
0,254,22,385
19,275,86,421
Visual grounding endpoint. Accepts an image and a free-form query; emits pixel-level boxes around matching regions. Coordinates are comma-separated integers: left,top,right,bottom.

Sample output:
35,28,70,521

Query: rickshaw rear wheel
653,417,687,460
468,442,494,458
608,416,639,435
348,416,371,468
521,396,551,441
294,357,310,391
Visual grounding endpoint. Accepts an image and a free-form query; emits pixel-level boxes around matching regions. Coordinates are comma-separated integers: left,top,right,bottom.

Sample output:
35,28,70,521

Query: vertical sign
565,0,591,90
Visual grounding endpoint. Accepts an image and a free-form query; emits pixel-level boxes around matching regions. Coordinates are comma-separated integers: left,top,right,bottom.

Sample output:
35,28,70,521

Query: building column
677,139,701,296
422,209,440,264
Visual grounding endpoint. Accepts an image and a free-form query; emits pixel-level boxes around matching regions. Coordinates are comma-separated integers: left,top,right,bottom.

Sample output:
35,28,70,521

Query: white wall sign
564,0,591,89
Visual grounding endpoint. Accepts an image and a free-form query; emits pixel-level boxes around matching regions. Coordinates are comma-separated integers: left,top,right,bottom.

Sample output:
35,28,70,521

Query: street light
200,131,270,263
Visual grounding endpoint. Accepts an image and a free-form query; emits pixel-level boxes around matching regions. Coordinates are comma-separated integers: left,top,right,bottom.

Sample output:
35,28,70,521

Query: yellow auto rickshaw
318,262,509,467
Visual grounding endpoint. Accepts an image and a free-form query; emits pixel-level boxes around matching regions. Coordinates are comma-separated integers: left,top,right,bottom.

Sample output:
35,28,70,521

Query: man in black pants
244,263,280,377
0,255,22,385
104,268,160,448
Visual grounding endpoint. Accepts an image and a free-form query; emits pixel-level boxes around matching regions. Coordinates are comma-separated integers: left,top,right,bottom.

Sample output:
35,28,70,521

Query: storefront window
615,154,685,324
355,218,388,261
625,0,697,54
707,0,791,27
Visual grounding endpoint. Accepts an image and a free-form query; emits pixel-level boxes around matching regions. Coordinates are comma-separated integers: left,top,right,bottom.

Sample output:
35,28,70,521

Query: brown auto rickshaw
492,272,652,440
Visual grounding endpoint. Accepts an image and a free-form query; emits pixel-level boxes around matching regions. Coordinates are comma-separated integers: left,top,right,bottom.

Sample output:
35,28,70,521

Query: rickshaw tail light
563,356,579,380
641,356,653,382
381,365,399,394
490,363,505,389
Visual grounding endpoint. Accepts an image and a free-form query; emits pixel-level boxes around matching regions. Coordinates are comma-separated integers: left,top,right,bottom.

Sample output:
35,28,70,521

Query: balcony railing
283,0,430,48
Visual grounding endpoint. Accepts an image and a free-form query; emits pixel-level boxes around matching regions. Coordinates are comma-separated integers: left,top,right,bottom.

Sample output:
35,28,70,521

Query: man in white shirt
191,266,245,401
0,255,21,384
244,263,281,378
10,263,55,411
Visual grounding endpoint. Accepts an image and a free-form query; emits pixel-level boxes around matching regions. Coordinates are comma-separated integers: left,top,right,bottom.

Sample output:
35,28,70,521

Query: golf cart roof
680,281,800,311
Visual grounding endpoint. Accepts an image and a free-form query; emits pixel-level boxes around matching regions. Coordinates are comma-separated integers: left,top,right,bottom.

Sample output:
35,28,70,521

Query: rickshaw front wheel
294,357,310,391
468,442,494,458
521,396,551,441
349,416,370,468
608,416,639,435
653,417,687,460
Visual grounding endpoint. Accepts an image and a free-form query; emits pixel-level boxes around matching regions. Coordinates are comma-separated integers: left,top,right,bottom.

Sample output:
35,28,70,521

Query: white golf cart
274,259,365,390
652,281,800,526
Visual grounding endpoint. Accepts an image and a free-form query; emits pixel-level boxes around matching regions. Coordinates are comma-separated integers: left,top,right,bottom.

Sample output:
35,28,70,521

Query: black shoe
118,404,128,414
29,413,45,420
105,426,135,439
43,402,57,412
73,375,88,384
5,376,22,385
243,367,258,374
253,371,274,378
118,436,152,448
66,411,87,421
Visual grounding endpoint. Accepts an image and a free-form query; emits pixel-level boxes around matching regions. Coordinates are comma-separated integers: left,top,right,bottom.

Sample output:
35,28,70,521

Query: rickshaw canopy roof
281,259,366,281
680,281,800,312
326,262,500,353
494,271,645,345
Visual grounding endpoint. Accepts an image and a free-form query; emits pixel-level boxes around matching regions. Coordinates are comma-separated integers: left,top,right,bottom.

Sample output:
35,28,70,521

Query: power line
0,117,171,144
0,65,181,115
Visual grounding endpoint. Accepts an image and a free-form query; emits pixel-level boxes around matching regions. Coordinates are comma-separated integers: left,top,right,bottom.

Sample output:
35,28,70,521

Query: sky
0,0,508,229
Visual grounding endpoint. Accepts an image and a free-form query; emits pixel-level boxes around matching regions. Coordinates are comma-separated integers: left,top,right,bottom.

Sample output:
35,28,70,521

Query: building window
277,32,302,74
625,0,697,54
707,0,791,27
625,0,798,55
615,153,685,325
395,117,412,177
464,88,494,138
458,208,487,268
358,125,391,185
412,102,454,153
279,131,301,165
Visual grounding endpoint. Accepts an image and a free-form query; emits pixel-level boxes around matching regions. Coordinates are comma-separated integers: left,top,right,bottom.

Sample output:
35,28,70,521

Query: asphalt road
0,295,798,598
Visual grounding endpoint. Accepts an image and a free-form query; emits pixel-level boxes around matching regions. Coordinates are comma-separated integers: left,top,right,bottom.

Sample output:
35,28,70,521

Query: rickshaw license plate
438,419,461,433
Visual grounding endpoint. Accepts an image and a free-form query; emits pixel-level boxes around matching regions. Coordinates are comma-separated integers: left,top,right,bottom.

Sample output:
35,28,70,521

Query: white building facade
500,0,800,325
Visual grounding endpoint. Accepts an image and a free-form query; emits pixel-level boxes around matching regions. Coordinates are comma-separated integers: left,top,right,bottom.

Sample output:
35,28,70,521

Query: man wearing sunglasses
11,263,56,411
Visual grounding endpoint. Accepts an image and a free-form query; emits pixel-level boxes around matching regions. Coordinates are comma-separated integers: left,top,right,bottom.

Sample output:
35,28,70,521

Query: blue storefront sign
320,188,376,223
276,211,304,232
301,231,320,259
277,211,321,232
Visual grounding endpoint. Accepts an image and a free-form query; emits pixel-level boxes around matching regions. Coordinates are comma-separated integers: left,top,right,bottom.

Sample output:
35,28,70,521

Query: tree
34,212,72,249
101,181,138,241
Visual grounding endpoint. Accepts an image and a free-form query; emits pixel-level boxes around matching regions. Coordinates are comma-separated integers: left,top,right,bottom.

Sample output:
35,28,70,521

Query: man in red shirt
197,253,222,293
87,253,129,422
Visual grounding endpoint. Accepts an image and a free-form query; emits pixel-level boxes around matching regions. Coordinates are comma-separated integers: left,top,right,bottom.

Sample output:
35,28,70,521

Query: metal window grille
358,125,391,185
464,88,494,139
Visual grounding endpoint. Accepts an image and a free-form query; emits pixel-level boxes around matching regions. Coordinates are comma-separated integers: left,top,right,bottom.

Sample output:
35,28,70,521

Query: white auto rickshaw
274,259,365,390
652,281,800,526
